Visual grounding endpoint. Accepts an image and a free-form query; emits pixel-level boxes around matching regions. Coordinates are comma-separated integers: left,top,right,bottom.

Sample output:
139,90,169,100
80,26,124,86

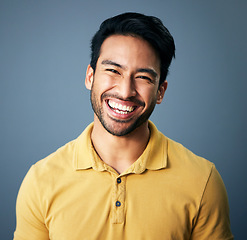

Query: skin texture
85,35,167,173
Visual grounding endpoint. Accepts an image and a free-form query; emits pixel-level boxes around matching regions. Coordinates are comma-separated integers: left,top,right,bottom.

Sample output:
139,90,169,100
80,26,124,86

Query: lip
105,98,140,120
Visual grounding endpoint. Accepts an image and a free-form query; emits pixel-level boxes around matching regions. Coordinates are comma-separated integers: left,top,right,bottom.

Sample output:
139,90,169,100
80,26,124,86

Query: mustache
101,93,145,107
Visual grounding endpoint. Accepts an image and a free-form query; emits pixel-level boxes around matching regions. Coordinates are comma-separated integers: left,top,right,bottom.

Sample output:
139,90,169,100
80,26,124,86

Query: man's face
86,35,166,136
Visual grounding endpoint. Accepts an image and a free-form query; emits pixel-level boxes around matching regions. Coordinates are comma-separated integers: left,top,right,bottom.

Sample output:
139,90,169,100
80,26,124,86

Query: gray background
1,0,246,239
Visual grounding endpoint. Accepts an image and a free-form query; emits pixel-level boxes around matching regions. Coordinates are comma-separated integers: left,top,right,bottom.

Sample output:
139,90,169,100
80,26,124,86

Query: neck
91,117,150,174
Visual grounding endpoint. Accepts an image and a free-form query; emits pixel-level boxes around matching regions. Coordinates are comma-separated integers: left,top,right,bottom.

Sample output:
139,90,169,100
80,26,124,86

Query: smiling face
85,35,167,136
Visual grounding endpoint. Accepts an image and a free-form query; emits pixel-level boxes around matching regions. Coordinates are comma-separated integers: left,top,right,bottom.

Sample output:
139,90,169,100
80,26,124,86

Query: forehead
98,35,160,71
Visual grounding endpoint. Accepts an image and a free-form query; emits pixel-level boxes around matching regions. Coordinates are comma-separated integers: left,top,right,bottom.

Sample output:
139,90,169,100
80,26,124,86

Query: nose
117,75,137,99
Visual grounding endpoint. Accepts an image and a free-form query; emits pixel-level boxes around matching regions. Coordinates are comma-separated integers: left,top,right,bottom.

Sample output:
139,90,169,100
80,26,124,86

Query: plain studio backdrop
1,1,246,239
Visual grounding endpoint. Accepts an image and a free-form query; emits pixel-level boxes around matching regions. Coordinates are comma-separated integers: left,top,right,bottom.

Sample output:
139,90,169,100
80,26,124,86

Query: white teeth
116,109,128,114
108,100,134,113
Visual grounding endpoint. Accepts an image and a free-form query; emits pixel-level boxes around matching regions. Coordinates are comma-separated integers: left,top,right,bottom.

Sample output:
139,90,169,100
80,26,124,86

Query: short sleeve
14,166,49,240
191,165,234,240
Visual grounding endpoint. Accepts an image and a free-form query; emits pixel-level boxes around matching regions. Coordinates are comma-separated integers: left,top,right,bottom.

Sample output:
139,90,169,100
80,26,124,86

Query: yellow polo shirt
14,122,233,240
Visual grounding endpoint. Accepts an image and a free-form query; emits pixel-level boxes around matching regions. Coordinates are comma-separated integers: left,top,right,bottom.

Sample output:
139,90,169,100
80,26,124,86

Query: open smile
105,99,140,119
108,100,136,114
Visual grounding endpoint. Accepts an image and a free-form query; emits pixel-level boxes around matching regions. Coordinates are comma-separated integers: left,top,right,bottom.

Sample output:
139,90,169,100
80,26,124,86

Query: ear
156,80,168,104
85,65,94,90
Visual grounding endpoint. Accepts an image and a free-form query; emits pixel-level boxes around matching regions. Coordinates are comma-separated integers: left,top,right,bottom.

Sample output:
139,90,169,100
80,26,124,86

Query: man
14,12,233,239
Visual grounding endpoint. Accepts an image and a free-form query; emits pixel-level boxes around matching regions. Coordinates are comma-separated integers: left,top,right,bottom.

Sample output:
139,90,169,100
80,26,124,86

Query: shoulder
149,121,214,179
165,136,214,176
157,133,217,199
25,138,77,186
17,137,78,215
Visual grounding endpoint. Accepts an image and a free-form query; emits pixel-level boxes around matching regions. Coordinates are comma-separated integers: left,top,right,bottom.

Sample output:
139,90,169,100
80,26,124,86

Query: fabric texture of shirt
14,121,233,240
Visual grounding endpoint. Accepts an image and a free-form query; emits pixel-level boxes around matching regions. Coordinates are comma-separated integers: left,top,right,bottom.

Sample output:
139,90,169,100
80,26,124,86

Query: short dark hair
90,12,175,85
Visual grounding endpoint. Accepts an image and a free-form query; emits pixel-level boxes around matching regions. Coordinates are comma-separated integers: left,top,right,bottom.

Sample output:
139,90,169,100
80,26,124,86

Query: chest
45,171,199,240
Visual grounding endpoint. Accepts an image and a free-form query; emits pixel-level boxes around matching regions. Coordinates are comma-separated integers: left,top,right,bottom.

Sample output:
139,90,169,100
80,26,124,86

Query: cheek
136,86,158,104
94,73,117,92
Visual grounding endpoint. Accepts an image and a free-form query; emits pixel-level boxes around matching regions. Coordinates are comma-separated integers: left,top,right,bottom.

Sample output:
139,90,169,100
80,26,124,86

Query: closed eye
106,69,120,75
136,75,154,83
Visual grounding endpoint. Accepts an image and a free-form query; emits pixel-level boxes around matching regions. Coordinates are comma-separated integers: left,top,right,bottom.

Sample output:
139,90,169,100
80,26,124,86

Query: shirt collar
73,121,167,174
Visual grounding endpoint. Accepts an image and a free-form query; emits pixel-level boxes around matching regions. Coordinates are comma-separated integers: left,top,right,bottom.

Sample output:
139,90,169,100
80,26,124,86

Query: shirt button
117,178,121,184
116,201,121,207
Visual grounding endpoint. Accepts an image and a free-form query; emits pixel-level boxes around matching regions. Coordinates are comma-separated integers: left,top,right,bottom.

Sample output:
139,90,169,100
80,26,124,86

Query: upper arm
191,165,234,240
14,167,49,240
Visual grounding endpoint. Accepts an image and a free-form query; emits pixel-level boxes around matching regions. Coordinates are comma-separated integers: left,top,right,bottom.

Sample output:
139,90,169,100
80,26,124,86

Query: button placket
111,175,126,224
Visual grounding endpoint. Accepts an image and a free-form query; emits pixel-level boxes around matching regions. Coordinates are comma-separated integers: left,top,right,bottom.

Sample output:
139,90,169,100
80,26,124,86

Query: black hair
90,12,175,85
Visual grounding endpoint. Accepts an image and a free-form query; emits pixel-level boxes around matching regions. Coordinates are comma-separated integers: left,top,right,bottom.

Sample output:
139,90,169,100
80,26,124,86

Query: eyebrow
101,59,158,78
136,68,158,78
101,60,126,69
